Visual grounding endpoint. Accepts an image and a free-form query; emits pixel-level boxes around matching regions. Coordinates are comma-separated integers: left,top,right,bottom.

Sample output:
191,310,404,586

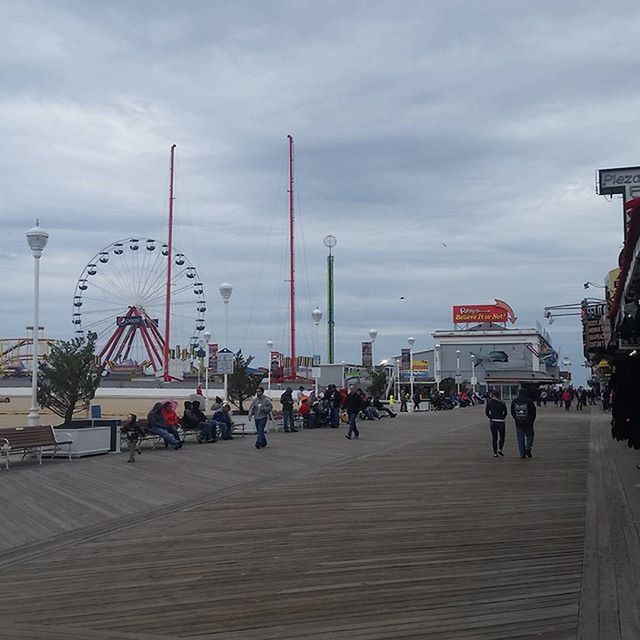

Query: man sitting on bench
184,400,217,443
212,403,234,440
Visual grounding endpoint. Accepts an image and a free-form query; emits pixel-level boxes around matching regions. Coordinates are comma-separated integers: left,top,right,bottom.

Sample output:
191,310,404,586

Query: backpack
513,401,531,425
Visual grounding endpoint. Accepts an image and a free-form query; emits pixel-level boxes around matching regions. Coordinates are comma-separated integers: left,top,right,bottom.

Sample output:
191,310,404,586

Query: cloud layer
3,1,638,382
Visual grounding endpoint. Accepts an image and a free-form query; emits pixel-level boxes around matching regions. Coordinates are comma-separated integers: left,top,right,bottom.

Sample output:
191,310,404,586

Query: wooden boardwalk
1,406,639,638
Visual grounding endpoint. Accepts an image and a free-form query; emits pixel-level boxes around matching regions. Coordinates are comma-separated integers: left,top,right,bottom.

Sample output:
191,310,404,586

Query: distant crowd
119,382,602,462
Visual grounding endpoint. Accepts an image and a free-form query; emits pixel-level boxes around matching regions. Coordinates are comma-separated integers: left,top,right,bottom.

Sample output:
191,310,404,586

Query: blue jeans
283,409,294,432
217,420,232,439
347,412,359,438
516,426,534,457
198,421,216,441
255,417,268,447
330,406,340,428
149,426,179,446
489,420,505,454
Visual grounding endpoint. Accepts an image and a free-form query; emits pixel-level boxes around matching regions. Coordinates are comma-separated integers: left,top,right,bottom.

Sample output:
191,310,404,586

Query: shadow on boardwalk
1,407,639,639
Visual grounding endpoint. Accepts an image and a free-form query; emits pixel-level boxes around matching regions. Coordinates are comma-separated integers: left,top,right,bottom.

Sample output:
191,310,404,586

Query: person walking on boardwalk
510,387,537,459
249,387,273,449
562,388,572,411
485,390,507,457
325,384,341,428
280,387,298,432
344,384,362,440
121,413,145,463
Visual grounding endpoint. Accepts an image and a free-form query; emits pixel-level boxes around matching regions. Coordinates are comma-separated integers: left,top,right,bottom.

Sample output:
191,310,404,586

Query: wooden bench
0,425,73,470
120,419,246,451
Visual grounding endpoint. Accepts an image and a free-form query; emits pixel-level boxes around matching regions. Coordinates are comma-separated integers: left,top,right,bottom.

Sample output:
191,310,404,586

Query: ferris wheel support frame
98,305,165,372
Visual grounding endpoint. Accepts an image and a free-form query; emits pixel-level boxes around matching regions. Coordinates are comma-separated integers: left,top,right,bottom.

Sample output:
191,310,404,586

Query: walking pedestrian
413,390,421,412
485,390,507,457
562,389,572,411
249,387,273,449
510,387,537,459
121,413,145,463
325,384,341,428
400,390,409,412
344,385,362,440
280,387,298,433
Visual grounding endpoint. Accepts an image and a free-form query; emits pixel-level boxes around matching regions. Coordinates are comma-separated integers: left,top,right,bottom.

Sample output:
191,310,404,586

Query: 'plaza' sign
598,166,640,201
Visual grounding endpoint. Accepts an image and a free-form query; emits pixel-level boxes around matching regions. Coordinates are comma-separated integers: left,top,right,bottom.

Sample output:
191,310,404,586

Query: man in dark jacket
344,385,362,440
510,387,537,459
485,389,507,457
280,387,297,433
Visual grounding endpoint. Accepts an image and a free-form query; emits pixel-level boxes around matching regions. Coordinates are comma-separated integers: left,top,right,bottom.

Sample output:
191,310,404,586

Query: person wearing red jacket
161,401,183,444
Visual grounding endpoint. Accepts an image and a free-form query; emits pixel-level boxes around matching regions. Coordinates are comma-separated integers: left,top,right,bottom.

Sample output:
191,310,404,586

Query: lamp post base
27,407,40,426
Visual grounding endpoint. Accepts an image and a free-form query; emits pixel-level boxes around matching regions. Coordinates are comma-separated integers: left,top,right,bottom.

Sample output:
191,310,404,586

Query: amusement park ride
72,145,206,380
70,137,307,383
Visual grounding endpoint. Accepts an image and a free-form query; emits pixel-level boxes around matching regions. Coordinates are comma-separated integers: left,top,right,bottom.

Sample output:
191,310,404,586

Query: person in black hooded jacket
485,389,507,457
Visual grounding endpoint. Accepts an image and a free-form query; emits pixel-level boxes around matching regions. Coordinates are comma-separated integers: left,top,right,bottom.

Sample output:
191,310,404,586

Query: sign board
401,348,411,371
207,343,218,369
311,367,321,379
312,354,321,366
216,349,234,375
412,359,429,372
116,315,158,327
583,303,608,355
270,351,284,382
597,166,640,200
361,341,373,368
453,305,508,324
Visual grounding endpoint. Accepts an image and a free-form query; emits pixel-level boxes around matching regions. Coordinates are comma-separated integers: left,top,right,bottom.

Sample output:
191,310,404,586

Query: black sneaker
493,453,498,458
520,455,526,459
255,443,261,449
497,450,504,457
526,450,532,458
344,435,351,440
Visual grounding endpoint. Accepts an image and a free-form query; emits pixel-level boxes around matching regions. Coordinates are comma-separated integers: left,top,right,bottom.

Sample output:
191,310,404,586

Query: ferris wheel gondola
72,237,206,374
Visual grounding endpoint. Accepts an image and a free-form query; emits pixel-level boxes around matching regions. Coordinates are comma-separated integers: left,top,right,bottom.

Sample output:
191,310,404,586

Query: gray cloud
2,1,637,382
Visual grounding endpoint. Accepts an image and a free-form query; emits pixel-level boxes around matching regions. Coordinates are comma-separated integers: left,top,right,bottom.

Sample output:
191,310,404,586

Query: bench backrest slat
0,425,56,448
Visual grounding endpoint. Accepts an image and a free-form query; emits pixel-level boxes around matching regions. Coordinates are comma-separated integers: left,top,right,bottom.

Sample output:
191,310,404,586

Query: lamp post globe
218,282,233,348
26,222,49,257
26,220,49,427
203,331,211,344
407,337,415,347
368,328,378,342
267,339,274,350
312,307,323,325
218,282,233,303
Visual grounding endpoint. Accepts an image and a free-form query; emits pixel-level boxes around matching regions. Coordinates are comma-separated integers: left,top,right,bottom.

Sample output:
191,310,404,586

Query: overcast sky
2,0,638,383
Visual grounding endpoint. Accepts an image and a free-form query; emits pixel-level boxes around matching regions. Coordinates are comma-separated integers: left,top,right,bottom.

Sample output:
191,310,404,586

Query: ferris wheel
72,237,206,374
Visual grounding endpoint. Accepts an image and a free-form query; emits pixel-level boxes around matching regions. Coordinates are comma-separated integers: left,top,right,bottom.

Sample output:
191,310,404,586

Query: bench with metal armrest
0,425,73,470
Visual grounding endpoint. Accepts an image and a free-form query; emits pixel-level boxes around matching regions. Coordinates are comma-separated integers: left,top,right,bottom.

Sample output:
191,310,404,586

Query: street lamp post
312,308,323,394
408,337,415,411
203,331,211,401
26,222,49,427
434,344,441,392
219,282,233,402
470,353,477,394
267,339,274,395
456,349,461,393
395,359,400,404
368,328,377,367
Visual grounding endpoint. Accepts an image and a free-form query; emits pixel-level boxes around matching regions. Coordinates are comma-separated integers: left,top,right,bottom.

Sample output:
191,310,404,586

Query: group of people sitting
121,396,236,463
294,386,396,428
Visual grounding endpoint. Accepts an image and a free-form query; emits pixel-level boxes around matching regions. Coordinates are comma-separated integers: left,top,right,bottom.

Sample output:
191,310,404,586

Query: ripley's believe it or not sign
452,299,517,325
